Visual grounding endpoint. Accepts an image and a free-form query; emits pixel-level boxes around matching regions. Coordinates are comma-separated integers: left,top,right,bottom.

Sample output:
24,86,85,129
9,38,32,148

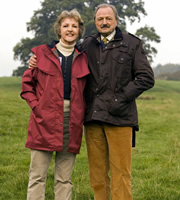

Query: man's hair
54,9,85,40
94,3,119,21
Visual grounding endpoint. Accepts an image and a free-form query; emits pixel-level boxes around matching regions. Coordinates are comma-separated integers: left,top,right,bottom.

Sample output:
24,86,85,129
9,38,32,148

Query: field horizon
0,77,180,199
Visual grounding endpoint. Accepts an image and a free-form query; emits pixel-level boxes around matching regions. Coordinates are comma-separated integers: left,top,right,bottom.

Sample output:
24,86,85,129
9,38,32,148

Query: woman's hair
94,3,119,21
54,9,85,40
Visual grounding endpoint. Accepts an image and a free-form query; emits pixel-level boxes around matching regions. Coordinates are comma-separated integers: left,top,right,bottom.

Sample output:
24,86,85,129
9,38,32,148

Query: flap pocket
112,45,131,64
37,66,55,76
108,92,130,117
119,45,128,53
75,71,90,78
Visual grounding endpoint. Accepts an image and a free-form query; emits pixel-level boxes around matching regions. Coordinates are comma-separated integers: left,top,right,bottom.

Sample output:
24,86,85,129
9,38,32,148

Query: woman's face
60,17,79,45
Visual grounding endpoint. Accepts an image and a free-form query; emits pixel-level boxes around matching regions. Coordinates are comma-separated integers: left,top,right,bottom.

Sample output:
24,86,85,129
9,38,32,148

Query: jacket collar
48,40,84,54
46,40,85,63
48,40,59,49
114,27,123,40
90,27,123,43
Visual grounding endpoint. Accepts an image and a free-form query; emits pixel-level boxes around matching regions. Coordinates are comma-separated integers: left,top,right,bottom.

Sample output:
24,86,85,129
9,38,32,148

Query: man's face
95,7,118,37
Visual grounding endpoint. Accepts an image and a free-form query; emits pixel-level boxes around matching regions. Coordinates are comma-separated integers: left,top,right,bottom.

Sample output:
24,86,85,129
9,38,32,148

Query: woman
21,9,89,200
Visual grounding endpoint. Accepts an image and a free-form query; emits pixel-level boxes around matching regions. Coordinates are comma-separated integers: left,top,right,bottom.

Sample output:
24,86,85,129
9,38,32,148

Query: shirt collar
101,29,116,43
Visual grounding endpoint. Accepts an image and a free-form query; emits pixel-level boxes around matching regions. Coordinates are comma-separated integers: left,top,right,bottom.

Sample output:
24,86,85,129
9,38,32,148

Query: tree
153,63,180,80
135,26,160,63
13,0,160,76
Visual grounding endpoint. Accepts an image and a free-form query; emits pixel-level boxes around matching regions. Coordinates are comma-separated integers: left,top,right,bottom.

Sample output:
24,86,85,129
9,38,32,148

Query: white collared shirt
101,29,116,43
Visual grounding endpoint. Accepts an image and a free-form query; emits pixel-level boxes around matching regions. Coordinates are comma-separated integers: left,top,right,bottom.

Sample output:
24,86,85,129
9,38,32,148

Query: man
29,4,154,200
80,4,154,200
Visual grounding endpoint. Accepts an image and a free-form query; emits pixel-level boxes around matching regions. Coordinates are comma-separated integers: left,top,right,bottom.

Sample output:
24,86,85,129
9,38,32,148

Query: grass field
0,77,180,200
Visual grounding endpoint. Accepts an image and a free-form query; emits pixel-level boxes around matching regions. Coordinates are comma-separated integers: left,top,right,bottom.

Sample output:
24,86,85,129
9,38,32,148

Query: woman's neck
55,39,75,56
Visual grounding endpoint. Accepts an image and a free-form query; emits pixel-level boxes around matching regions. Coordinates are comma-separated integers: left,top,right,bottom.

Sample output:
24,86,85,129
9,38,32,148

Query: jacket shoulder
122,32,142,47
31,44,48,54
82,35,93,45
84,32,97,40
126,32,141,41
80,33,98,51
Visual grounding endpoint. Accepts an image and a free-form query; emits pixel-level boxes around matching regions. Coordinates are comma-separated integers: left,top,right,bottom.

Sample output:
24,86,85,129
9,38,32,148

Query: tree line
12,0,160,76
153,64,180,81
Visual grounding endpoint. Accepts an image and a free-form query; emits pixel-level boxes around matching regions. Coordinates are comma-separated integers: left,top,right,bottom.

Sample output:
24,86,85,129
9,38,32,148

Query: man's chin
100,32,110,37
99,29,111,35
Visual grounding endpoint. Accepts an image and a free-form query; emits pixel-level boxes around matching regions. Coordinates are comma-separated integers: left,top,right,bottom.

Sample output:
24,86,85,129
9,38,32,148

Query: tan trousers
27,112,76,200
85,123,133,200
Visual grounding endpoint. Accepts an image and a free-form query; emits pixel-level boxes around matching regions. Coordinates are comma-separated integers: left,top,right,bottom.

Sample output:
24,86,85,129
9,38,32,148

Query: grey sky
0,0,180,77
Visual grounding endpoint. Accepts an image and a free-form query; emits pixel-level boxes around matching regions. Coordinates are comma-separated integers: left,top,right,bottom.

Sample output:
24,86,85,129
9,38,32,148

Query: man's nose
103,19,107,24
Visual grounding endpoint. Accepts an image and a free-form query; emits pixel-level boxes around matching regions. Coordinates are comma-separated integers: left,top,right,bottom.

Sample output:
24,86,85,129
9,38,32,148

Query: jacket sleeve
122,39,155,101
20,68,39,110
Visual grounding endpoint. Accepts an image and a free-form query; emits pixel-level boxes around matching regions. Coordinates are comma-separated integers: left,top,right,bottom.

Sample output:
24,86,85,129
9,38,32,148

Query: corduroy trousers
85,123,133,200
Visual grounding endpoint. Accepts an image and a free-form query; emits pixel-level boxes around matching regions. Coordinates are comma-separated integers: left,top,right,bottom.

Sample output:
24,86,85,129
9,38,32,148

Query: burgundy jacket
21,42,90,154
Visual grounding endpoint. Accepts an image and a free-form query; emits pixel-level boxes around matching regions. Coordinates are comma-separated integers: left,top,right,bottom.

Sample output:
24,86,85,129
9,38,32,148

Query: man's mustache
101,24,110,28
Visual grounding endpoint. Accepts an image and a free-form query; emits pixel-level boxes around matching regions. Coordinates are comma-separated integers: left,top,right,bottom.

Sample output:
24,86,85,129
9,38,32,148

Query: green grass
0,77,180,199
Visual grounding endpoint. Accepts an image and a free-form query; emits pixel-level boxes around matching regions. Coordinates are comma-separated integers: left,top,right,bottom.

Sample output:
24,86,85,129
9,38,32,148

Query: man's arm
122,39,155,102
29,54,37,68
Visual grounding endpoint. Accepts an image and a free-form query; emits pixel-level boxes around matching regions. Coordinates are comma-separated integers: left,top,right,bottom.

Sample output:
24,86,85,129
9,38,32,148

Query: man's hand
29,54,37,68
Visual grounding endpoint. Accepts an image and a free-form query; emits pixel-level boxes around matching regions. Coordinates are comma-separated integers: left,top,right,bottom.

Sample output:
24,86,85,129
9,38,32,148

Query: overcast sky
0,0,180,77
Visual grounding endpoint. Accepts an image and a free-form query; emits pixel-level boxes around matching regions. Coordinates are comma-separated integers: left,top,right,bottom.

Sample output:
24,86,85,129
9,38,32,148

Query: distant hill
153,63,180,80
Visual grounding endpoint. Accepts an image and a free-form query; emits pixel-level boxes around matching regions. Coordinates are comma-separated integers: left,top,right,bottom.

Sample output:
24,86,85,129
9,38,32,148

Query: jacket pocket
108,93,130,117
112,45,132,64
32,105,43,123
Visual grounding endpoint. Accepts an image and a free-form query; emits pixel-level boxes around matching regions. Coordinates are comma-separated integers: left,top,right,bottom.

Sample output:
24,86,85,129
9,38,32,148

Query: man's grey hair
94,3,119,21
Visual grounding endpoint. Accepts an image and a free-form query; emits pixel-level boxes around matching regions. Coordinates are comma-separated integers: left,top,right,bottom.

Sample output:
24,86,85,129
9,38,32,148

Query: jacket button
60,123,63,125
97,94,99,97
115,99,118,102
94,110,97,113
